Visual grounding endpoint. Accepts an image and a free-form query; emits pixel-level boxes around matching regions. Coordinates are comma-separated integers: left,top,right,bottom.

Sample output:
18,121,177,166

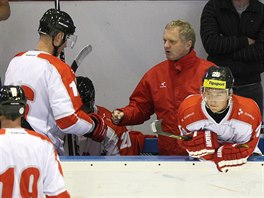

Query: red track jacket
118,50,214,155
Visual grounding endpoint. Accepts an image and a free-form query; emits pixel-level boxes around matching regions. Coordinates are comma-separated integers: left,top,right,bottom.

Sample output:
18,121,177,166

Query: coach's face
163,27,192,61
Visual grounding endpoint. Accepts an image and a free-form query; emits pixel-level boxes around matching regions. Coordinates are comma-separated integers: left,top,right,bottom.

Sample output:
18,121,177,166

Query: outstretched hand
111,109,124,125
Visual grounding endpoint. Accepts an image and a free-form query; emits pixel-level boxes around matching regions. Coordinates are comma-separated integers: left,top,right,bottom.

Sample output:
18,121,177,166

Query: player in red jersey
0,85,70,197
72,76,147,155
178,66,262,172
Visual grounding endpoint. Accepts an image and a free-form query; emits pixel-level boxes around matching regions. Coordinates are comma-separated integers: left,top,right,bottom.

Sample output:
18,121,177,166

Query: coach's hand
111,109,124,125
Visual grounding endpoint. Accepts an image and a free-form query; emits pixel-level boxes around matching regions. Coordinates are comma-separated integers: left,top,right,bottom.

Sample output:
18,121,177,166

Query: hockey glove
213,143,250,172
85,113,107,142
180,130,219,159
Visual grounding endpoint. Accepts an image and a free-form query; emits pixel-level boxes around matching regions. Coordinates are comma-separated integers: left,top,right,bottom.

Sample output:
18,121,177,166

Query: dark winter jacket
200,0,264,86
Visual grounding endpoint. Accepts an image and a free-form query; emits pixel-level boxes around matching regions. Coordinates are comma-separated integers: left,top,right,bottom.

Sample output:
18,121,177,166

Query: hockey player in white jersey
0,85,70,197
4,9,108,154
74,76,148,156
177,66,262,172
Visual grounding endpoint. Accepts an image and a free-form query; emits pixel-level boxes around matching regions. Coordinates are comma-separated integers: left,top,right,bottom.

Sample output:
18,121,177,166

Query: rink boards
60,156,264,198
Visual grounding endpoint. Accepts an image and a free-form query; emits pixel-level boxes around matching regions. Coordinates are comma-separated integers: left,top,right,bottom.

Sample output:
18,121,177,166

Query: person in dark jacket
200,0,264,115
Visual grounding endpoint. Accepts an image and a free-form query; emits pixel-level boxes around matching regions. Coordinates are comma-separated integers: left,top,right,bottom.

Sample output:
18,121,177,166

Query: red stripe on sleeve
56,110,94,130
56,114,79,129
46,190,70,198
15,51,26,57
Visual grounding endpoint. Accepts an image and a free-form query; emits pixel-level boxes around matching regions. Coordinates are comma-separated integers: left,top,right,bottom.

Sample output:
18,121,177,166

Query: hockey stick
64,45,92,155
151,120,191,140
71,44,92,73
151,120,249,148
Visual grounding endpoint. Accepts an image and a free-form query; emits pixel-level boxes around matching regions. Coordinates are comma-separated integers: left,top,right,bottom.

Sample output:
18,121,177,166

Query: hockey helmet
0,85,27,119
202,66,234,90
76,76,95,112
38,8,75,36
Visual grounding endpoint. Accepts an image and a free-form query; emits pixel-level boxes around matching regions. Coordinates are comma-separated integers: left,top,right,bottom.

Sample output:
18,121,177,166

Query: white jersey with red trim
0,128,69,198
178,94,261,150
4,51,94,147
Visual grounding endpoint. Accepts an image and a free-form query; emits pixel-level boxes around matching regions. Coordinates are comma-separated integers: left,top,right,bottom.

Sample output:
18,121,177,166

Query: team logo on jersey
238,108,243,115
203,79,226,89
160,81,166,88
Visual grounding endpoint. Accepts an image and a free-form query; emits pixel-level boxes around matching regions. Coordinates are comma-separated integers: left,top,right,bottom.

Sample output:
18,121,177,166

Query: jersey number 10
0,167,40,197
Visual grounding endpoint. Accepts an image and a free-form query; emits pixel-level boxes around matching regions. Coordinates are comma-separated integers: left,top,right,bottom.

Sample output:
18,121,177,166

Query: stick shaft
155,130,191,140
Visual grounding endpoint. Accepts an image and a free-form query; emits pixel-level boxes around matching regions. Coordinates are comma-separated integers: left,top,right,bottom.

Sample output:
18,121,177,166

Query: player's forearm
59,117,93,136
232,42,264,62
56,110,94,136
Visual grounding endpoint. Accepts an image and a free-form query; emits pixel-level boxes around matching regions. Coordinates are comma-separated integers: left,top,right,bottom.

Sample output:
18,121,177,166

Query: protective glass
202,88,229,101
66,34,77,48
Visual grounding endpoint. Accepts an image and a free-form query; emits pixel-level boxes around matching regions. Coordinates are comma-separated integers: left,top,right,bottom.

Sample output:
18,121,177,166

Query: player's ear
53,32,65,46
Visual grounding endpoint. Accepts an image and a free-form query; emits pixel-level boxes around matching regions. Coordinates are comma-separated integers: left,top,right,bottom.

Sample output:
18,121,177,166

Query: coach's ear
185,40,192,51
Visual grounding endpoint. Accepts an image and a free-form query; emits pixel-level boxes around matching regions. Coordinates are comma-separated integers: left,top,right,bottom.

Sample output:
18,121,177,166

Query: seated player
0,85,70,197
67,76,149,155
177,66,262,172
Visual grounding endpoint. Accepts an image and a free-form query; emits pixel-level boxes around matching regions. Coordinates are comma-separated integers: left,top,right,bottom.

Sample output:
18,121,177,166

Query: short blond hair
165,19,196,48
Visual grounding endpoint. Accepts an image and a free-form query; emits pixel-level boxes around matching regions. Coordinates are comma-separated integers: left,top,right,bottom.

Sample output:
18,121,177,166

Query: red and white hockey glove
180,130,219,159
85,113,107,142
213,143,250,172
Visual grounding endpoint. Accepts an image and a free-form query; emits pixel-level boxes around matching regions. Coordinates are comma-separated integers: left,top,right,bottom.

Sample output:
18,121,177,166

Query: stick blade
151,120,162,134
150,120,191,140
74,44,92,66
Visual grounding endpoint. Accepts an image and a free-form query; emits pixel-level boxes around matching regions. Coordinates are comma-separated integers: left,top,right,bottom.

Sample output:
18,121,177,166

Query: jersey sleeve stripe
56,114,78,129
46,190,70,198
15,51,27,57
